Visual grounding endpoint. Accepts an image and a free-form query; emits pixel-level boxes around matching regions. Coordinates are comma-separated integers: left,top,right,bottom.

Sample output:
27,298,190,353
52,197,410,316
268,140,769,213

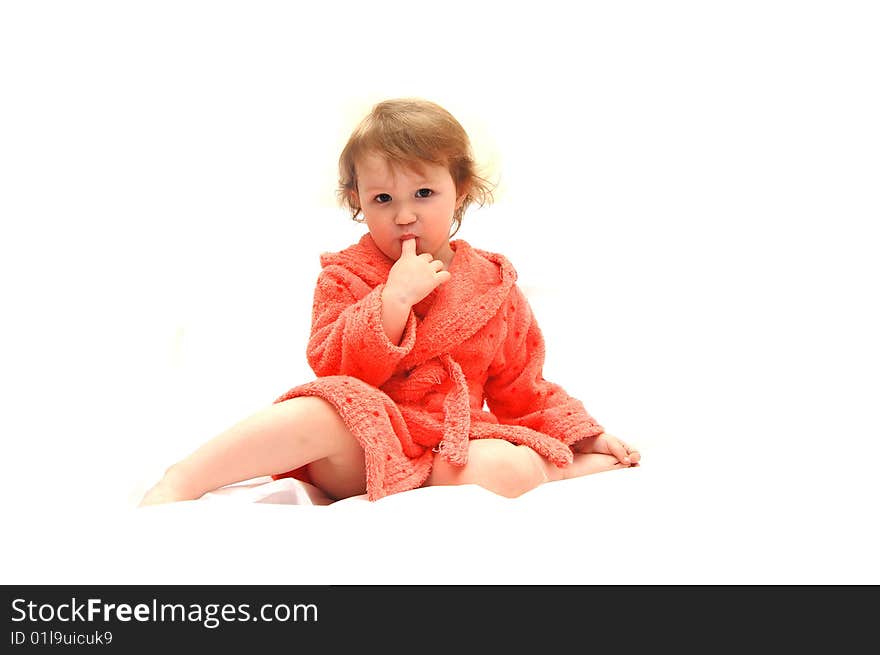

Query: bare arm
380,289,413,346
380,237,451,345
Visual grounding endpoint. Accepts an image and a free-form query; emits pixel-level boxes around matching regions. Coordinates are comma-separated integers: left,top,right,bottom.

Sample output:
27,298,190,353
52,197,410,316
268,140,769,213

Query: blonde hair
337,98,494,236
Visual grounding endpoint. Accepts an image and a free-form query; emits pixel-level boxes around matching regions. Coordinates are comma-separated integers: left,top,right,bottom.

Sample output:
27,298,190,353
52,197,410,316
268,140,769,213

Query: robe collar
321,233,518,368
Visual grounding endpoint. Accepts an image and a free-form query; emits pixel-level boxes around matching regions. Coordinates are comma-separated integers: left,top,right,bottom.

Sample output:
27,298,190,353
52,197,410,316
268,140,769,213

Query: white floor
4,447,877,585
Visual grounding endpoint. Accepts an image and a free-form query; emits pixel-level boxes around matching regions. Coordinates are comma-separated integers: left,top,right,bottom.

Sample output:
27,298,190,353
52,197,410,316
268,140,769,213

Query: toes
617,441,641,467
608,440,629,464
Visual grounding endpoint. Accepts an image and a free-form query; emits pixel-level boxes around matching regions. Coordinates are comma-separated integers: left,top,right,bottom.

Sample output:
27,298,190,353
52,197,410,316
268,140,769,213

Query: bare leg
427,439,548,498
427,439,635,498
139,396,365,506
558,453,632,479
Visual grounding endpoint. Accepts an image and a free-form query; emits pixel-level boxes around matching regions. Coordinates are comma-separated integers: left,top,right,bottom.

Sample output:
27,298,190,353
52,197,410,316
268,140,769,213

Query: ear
454,176,472,209
349,188,361,208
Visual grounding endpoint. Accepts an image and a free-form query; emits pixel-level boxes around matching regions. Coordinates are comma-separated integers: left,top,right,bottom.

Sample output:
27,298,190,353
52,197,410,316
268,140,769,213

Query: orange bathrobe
273,233,604,500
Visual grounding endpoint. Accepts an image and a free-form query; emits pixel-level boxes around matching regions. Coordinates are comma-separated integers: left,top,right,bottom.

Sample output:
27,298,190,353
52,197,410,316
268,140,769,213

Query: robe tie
431,354,471,467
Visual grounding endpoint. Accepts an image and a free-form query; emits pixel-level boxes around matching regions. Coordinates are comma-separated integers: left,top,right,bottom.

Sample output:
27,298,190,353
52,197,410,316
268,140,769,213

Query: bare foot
137,472,195,507
562,453,636,480
572,433,641,467
138,482,179,507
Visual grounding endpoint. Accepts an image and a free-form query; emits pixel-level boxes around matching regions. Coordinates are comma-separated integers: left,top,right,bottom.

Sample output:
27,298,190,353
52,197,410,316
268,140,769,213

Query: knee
477,444,548,499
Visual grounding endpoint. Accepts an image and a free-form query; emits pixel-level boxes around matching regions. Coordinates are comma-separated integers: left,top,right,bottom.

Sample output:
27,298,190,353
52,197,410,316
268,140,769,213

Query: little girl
140,98,639,506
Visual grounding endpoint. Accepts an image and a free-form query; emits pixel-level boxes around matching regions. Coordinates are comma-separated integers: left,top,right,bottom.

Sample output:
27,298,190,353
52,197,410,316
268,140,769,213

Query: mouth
400,234,418,242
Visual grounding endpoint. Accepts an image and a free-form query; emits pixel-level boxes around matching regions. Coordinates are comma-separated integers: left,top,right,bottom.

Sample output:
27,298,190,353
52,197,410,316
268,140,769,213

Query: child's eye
415,188,433,198
374,193,392,203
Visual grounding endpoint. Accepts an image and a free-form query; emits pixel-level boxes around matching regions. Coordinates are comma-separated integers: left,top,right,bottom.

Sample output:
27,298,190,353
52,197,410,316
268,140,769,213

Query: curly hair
337,98,494,237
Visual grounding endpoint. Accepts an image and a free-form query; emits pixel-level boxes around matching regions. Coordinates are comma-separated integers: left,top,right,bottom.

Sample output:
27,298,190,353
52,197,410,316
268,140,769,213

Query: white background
1,1,877,583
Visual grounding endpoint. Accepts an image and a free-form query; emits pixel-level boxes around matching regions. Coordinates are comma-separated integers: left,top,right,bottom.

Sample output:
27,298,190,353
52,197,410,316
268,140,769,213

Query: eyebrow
359,176,436,194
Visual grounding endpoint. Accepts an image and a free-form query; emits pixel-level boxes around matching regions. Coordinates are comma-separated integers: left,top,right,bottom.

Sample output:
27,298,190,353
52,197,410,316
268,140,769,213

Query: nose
394,202,417,225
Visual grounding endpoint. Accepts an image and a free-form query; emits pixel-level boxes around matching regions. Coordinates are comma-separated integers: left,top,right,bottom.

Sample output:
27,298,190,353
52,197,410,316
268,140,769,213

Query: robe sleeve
484,285,604,445
306,265,417,388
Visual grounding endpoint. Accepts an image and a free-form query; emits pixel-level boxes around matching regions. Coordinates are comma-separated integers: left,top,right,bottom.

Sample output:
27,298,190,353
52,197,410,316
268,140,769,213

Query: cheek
367,215,390,232
365,219,397,252
365,204,392,223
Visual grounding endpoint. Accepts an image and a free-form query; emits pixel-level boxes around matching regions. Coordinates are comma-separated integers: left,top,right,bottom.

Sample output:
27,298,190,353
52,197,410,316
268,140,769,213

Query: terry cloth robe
272,233,604,500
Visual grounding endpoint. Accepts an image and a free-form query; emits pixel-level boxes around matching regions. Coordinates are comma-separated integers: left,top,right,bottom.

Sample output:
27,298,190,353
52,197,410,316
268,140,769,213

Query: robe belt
430,354,471,467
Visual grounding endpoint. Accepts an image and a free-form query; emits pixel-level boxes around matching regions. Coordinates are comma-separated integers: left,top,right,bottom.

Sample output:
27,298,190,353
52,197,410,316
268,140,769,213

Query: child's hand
384,238,451,307
571,433,640,466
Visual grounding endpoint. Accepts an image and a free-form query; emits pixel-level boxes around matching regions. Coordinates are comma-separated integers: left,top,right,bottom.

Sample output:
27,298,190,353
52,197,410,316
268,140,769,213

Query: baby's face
354,152,463,265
